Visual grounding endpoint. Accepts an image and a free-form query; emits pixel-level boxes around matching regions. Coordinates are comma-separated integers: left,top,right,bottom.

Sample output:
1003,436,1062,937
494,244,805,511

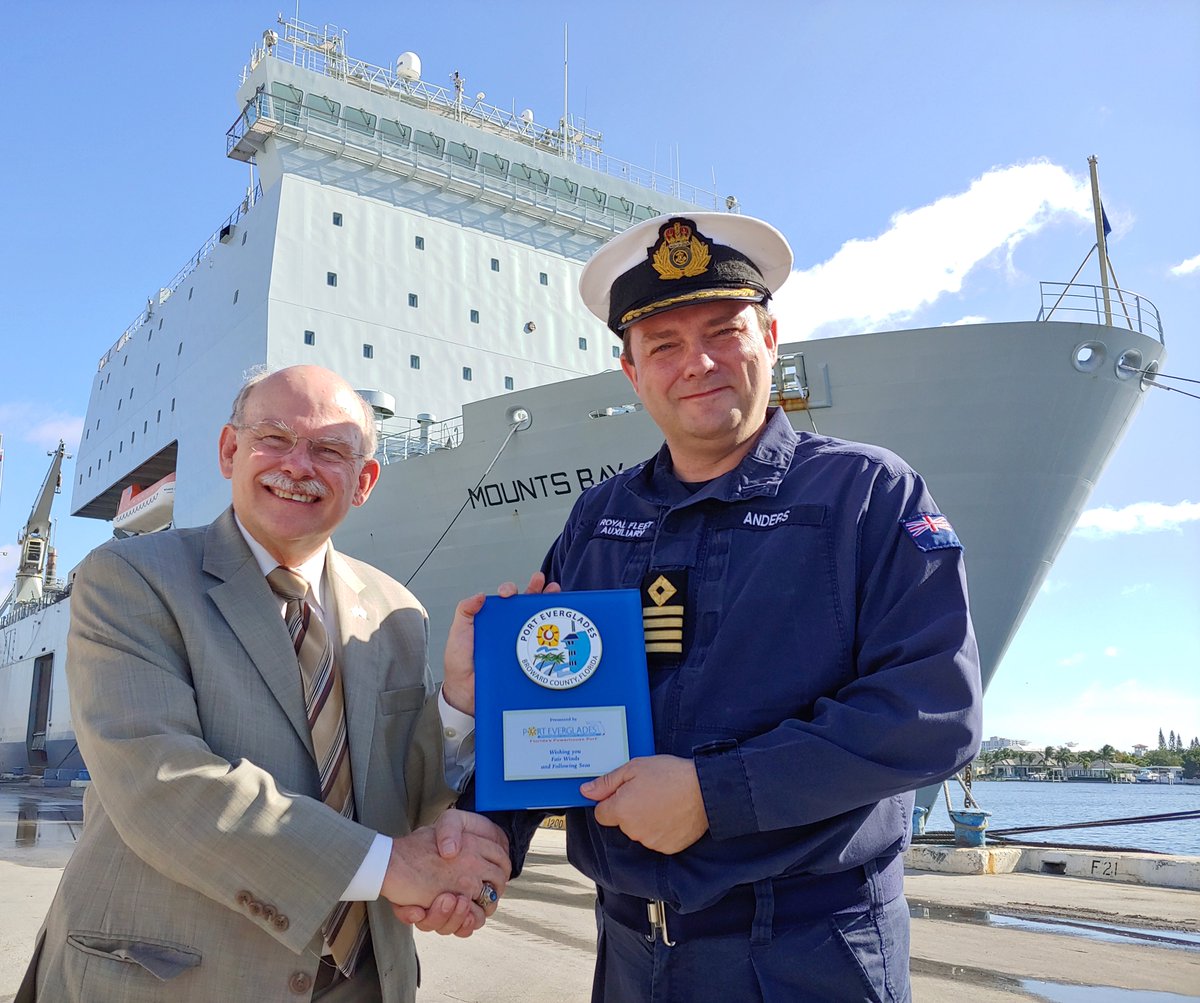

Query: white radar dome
520,108,534,125
396,52,422,81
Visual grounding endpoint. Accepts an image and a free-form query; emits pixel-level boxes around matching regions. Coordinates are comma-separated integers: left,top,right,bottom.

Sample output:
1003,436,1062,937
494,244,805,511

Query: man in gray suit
20,365,509,1002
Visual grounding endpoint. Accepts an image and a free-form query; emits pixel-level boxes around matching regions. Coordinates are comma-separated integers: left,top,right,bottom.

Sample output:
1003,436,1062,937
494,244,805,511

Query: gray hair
229,367,378,460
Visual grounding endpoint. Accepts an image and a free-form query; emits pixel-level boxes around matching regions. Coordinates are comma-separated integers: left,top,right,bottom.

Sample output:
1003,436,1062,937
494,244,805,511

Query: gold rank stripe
646,642,683,653
620,286,762,327
645,630,683,642
643,605,684,617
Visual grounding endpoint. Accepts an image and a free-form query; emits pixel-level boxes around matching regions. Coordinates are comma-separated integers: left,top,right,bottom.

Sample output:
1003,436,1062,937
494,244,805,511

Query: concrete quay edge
906,842,1200,890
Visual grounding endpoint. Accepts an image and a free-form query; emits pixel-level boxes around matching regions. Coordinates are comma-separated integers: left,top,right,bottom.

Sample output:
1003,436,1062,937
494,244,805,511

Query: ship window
327,272,337,287
479,151,509,176
108,450,112,461
270,82,304,125
123,355,128,366
580,186,607,209
342,107,376,136
413,129,445,156
612,345,621,359
363,344,374,359
188,287,193,300
408,293,418,308
414,236,425,250
633,204,656,221
143,421,148,433
332,212,343,227
171,398,176,412
578,337,588,350
117,399,122,411
177,343,183,355
539,272,548,286
155,363,160,376
130,388,134,398
157,410,161,423
241,232,247,245
303,93,340,126
549,176,577,198
504,376,514,390
98,458,102,470
85,429,89,441
131,430,135,444
119,441,123,453
410,355,420,370
379,118,411,147
96,418,101,429
462,367,473,381
158,318,163,330
470,309,480,324
447,141,477,168
304,330,316,346
233,289,239,303
490,258,500,272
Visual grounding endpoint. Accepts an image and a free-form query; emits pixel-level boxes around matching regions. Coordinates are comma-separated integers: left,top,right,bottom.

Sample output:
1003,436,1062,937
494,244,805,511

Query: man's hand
442,572,560,715
382,809,511,936
580,755,709,854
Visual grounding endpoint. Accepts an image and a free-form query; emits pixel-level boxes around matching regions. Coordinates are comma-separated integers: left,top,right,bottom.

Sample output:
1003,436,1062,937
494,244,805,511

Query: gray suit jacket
21,508,456,1002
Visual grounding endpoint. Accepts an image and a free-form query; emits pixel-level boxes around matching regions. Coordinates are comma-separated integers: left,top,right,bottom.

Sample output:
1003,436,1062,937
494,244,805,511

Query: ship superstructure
71,16,710,531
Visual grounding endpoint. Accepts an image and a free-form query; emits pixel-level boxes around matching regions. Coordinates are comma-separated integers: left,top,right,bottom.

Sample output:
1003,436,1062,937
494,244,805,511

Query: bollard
948,808,991,847
911,805,928,837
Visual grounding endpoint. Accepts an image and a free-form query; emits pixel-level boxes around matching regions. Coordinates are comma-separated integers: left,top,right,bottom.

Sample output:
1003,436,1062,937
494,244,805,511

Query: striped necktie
267,567,369,978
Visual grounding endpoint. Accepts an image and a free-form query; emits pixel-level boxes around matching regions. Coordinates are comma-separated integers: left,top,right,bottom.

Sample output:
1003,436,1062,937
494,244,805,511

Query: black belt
599,855,904,944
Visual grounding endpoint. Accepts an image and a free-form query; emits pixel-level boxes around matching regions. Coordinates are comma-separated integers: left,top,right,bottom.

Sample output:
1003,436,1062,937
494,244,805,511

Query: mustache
258,470,330,498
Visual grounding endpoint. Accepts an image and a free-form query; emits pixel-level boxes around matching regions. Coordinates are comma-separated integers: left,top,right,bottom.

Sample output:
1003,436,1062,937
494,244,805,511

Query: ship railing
238,14,718,207
374,414,464,465
0,585,71,631
228,93,717,228
96,184,263,372
1037,282,1163,344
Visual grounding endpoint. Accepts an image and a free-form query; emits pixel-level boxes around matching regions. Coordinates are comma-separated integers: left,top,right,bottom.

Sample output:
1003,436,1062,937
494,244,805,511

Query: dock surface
3,784,1197,1001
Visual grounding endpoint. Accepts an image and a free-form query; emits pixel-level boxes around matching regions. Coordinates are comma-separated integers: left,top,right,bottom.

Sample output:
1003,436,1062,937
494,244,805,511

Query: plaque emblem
517,607,603,689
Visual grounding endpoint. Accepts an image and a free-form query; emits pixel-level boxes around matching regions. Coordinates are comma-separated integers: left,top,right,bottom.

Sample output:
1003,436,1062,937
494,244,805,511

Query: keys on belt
646,899,676,947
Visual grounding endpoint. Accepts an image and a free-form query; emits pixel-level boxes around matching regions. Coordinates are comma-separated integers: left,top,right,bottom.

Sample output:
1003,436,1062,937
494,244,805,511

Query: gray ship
0,16,1165,781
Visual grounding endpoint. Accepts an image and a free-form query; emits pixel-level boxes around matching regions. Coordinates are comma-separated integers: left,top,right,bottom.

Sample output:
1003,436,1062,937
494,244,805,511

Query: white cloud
1073,500,1200,539
1169,253,1200,277
1039,578,1067,595
1058,652,1086,667
1104,646,1119,658
773,160,1092,339
941,315,989,327
1120,583,1152,597
0,404,84,450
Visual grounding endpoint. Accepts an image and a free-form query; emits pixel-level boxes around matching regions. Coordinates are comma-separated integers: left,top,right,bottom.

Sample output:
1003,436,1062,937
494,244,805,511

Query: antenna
562,23,569,159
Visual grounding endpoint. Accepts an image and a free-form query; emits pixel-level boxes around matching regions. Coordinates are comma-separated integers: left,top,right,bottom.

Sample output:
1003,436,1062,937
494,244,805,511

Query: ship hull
337,317,1165,688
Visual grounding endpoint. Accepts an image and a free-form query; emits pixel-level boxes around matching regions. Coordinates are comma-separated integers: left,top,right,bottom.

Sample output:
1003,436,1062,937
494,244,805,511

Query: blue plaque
473,589,655,810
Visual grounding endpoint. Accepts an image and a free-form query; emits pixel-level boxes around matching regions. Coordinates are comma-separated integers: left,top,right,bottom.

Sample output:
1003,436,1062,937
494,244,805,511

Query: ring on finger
475,880,499,909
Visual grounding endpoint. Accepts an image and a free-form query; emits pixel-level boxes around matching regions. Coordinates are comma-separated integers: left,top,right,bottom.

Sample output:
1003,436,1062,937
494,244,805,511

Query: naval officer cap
580,211,793,335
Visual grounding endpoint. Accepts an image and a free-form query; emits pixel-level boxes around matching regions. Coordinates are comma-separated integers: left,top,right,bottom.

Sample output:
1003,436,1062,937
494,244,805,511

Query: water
923,779,1200,856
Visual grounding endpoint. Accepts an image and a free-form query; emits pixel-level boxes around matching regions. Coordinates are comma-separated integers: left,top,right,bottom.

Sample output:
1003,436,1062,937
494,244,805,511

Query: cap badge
651,220,712,281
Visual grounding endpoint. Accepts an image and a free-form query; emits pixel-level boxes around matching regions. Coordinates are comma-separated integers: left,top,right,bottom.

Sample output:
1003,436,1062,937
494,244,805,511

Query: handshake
381,808,510,938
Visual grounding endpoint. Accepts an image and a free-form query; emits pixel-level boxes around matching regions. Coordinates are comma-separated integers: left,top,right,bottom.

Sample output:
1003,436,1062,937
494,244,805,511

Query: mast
1088,155,1112,326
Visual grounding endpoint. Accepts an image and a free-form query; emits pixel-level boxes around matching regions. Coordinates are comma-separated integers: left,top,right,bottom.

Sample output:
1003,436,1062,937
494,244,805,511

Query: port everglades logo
516,607,603,689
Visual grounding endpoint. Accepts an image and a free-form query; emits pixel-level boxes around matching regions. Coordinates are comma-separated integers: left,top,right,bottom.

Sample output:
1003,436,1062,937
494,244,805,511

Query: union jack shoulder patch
901,512,962,552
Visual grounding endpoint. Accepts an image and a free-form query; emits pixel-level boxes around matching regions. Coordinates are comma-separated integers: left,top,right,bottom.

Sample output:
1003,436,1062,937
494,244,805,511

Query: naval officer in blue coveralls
459,212,983,1001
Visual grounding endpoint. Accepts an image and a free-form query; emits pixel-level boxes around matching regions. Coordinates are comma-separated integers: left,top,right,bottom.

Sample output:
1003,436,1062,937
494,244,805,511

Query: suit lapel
203,509,314,756
326,548,383,805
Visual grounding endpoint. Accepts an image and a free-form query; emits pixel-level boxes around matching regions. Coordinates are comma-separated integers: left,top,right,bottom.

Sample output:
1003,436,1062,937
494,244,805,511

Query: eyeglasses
232,420,368,467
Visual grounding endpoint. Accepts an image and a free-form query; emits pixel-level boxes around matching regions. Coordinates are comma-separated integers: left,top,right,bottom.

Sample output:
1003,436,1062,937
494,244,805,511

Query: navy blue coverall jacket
533,407,982,913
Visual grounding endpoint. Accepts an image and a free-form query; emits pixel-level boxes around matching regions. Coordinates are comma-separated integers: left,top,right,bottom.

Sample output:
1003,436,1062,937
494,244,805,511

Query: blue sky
1,1,1197,752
